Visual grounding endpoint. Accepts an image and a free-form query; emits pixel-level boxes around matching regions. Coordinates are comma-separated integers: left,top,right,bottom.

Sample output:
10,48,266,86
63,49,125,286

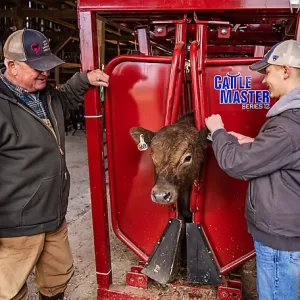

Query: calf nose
151,191,173,203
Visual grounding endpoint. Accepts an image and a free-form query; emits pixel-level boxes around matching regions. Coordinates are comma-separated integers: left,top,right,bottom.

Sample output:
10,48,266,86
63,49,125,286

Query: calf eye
184,155,192,162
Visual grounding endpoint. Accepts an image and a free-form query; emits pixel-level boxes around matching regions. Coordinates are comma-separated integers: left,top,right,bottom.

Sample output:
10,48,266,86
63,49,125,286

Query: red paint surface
105,56,174,259
78,0,293,11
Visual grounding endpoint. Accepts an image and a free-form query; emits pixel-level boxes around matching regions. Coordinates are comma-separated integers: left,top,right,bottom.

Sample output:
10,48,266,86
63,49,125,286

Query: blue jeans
254,239,300,300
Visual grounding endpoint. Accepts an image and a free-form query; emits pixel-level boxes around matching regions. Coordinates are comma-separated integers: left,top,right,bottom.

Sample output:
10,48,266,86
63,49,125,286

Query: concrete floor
27,132,138,299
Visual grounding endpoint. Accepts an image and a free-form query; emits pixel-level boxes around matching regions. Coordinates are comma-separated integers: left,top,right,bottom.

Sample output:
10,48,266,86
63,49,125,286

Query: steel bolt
221,28,227,35
157,27,163,33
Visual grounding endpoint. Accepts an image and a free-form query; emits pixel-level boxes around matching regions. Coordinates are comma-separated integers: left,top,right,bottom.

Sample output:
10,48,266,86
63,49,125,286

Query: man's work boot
39,293,64,300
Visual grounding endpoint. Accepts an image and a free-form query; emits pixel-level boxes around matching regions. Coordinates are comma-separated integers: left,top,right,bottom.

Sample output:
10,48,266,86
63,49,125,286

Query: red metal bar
105,55,172,262
207,45,264,54
196,24,207,129
296,11,300,41
189,41,201,132
220,250,255,274
78,11,112,289
189,22,259,273
164,41,185,125
98,290,151,300
136,26,150,55
189,41,201,217
254,46,265,57
78,0,293,11
171,21,187,123
205,57,265,65
188,24,208,225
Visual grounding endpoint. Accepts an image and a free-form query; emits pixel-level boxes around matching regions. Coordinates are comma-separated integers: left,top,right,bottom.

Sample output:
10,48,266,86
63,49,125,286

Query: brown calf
130,112,208,219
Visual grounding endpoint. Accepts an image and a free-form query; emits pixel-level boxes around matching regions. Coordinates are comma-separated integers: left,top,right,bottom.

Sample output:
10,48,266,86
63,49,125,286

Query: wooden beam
60,62,81,68
43,17,77,30
32,0,73,3
105,40,127,46
30,0,76,4
64,1,77,8
105,34,134,41
0,9,77,19
12,4,23,30
0,30,79,40
53,37,71,54
96,15,133,34
53,36,79,54
105,27,122,37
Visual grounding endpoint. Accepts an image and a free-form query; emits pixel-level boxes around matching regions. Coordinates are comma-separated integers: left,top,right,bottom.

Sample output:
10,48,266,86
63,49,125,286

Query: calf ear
129,127,155,146
198,126,209,145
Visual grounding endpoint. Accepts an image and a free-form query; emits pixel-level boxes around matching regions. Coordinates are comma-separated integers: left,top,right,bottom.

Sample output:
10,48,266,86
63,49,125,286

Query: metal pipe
79,10,112,290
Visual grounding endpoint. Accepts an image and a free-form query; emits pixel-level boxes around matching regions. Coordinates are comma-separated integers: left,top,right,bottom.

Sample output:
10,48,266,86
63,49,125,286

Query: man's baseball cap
3,28,64,71
249,40,300,74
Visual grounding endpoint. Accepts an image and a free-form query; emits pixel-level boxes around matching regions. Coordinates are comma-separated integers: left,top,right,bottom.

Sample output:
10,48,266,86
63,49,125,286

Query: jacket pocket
21,174,60,226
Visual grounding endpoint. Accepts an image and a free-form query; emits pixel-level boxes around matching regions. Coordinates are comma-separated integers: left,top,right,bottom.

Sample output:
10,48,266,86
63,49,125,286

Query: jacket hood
267,86,300,118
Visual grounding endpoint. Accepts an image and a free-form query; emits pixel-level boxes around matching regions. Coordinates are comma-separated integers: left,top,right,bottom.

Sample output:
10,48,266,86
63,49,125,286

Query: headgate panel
188,54,277,272
105,56,178,259
202,65,275,271
106,55,274,271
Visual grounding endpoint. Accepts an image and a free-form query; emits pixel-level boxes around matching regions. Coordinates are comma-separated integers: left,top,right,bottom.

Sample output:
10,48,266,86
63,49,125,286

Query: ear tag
207,133,213,142
138,134,148,151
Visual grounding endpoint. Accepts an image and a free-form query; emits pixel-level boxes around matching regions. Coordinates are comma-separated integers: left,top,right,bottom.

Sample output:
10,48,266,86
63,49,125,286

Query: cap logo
31,43,41,55
272,55,279,61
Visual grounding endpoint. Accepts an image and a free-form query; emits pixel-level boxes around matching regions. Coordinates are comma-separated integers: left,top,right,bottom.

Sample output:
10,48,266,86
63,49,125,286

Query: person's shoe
39,293,64,300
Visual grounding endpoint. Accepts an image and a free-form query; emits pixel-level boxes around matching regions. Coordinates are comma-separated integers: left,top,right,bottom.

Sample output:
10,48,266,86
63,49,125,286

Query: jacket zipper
17,96,65,226
47,94,64,225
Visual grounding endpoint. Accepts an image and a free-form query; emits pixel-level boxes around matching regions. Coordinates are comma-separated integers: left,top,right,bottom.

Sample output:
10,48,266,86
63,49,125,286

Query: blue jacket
212,86,300,251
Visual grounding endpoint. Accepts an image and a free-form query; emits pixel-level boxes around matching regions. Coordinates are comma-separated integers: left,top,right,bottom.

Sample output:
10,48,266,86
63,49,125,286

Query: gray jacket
0,71,90,237
212,86,300,251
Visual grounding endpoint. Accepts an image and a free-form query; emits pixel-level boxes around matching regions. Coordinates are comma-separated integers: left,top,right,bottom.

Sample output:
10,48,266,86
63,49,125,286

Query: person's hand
205,114,224,133
228,131,254,144
87,69,109,87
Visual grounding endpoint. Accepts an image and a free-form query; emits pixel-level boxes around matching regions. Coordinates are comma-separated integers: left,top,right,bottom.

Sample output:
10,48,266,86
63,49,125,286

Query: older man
205,40,300,300
0,28,109,300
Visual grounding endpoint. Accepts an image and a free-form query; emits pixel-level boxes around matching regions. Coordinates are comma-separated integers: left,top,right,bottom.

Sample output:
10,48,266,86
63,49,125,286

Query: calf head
130,113,208,209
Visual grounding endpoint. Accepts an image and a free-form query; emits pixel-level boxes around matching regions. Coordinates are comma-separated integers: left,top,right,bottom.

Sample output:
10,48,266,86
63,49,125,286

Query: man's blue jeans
254,239,300,300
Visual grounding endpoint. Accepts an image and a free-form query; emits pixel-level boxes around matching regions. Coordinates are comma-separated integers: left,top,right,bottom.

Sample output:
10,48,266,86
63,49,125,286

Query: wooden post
12,1,23,30
96,18,105,68
117,28,121,56
55,66,60,86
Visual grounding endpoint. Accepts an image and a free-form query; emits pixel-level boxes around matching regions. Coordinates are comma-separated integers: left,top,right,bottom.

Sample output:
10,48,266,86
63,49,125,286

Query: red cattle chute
78,1,300,299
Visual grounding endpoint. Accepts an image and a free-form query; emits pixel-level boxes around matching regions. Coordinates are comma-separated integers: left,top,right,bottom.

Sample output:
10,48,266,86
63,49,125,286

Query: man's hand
205,114,224,133
87,69,109,87
228,131,254,144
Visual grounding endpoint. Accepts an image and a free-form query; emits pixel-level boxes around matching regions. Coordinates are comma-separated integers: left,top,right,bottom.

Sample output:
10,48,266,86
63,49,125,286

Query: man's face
10,61,50,92
262,65,285,99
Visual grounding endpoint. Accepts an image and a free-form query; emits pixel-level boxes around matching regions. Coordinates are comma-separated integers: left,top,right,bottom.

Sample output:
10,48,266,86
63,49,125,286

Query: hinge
290,0,300,13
